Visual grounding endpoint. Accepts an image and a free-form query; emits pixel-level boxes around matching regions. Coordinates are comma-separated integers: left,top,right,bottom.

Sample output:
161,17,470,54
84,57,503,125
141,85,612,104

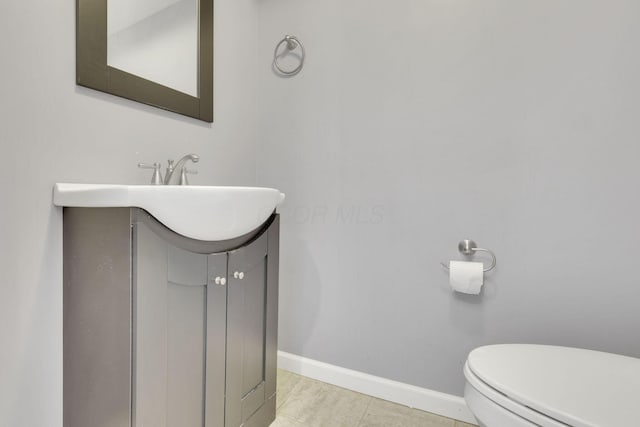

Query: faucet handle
138,162,164,185
179,167,198,185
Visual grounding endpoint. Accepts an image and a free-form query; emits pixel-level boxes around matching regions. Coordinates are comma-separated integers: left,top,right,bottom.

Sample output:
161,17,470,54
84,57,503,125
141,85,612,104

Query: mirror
77,0,213,122
107,0,199,97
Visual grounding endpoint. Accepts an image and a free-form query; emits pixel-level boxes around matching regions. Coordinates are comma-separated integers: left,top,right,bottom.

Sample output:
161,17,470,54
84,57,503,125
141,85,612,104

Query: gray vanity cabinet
63,208,279,427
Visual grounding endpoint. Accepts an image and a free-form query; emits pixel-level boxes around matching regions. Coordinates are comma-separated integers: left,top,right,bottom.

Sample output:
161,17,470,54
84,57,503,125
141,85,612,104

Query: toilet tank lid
467,344,640,427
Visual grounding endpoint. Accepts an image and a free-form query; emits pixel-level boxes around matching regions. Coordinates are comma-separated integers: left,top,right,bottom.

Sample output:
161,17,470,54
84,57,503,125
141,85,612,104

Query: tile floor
272,370,477,427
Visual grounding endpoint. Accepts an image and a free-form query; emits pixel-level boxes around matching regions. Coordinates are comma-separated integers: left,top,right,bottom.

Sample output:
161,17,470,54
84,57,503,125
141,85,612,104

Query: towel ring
273,35,305,76
440,239,497,273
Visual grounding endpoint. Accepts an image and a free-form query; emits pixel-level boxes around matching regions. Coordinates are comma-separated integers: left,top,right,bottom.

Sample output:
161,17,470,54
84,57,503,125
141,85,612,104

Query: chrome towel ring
440,239,497,273
273,35,305,76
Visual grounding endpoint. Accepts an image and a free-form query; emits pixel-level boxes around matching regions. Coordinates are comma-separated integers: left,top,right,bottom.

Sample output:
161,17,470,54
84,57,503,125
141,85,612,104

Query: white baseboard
277,351,477,425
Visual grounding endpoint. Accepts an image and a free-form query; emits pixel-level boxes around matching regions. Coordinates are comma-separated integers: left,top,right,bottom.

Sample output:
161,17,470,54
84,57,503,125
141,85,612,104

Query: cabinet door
133,222,227,427
225,218,279,427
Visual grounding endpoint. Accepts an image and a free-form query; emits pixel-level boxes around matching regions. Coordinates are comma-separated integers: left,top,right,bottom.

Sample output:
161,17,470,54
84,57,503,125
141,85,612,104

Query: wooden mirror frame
77,0,213,122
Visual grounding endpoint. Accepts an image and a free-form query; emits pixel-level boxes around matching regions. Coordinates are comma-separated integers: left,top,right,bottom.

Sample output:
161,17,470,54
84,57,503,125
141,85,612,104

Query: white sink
53,183,285,241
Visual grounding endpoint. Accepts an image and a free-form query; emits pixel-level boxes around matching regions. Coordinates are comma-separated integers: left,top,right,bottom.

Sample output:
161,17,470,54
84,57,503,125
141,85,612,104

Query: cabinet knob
233,271,245,280
214,276,226,286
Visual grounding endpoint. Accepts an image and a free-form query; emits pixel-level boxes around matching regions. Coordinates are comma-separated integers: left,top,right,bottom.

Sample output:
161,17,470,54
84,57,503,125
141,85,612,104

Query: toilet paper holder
441,239,496,272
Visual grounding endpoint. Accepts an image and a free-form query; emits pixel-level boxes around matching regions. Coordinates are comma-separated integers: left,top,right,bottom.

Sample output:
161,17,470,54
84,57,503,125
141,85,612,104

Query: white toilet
463,344,640,427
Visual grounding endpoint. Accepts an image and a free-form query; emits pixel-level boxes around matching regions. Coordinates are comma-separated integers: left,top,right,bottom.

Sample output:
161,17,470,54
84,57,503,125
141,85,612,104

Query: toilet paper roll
449,261,484,295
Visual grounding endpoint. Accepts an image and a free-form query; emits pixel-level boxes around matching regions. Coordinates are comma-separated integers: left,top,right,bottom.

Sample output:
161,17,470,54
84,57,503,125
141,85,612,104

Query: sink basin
53,183,285,241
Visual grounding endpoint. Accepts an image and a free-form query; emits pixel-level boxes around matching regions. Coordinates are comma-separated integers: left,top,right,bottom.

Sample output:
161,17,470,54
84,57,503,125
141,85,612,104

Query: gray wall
0,0,260,425
256,0,640,395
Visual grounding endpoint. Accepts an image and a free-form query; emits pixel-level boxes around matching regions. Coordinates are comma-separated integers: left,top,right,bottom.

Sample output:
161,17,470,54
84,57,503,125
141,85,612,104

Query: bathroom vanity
57,185,283,427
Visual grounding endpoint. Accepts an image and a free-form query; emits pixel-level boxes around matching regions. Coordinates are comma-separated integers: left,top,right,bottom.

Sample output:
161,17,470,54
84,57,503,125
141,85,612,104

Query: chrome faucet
164,154,199,185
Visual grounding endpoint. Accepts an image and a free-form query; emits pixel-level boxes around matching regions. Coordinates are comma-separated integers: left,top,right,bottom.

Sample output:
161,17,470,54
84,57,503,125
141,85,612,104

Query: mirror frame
77,0,213,122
